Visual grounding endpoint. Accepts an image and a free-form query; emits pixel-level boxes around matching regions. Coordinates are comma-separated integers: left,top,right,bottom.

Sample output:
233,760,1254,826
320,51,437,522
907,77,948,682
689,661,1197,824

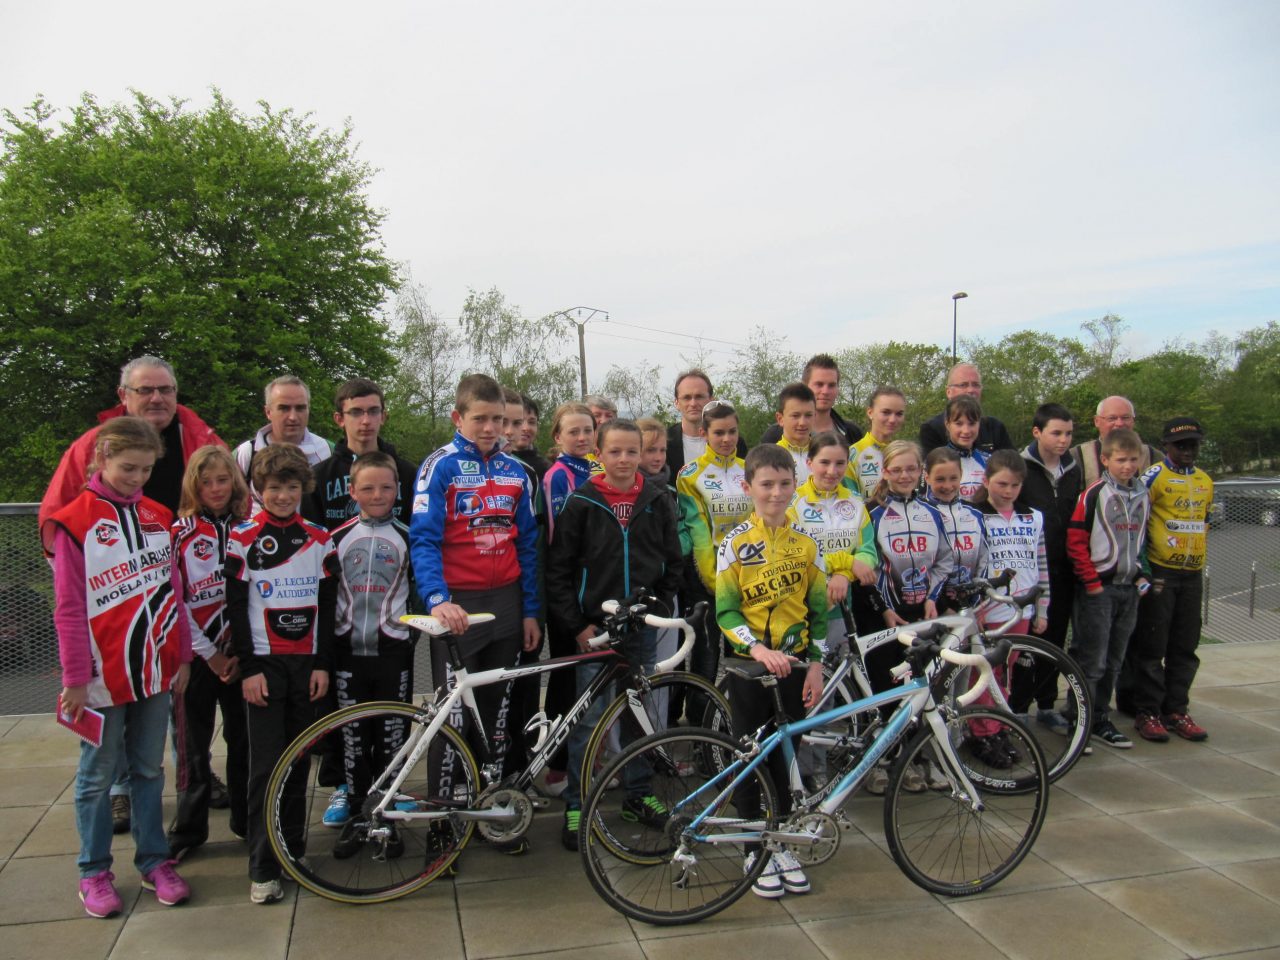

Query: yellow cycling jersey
676,449,752,592
715,513,827,661
776,436,811,485
786,477,878,581
844,434,887,498
1143,461,1213,572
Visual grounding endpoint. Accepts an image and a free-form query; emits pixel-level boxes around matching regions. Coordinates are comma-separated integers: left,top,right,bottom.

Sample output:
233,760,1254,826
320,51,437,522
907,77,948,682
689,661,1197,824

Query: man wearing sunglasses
1118,417,1214,743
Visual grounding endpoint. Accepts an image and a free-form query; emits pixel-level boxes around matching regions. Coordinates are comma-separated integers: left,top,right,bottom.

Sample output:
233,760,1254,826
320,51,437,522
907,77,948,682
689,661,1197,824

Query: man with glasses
919,363,1014,455
39,355,225,834
1069,396,1164,487
307,379,417,528
664,368,747,479
40,356,225,529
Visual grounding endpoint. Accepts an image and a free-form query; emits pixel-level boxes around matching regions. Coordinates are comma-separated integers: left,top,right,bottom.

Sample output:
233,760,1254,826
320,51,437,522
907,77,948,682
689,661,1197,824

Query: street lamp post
951,292,968,363
553,306,609,398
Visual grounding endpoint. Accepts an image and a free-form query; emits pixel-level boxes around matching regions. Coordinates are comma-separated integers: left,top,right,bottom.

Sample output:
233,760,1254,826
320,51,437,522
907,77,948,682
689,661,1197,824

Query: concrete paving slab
805,905,1006,960
0,916,125,960
1091,868,1280,957
641,921,827,960
1057,761,1211,814
775,834,936,922
1120,804,1280,865
1142,753,1280,801
0,766,74,807
951,885,1188,960
109,900,293,960
13,802,78,858
1032,816,1198,883
1229,796,1280,830
290,889,466,959
0,804,47,859
0,853,140,924
1216,857,1280,908
1193,684,1280,712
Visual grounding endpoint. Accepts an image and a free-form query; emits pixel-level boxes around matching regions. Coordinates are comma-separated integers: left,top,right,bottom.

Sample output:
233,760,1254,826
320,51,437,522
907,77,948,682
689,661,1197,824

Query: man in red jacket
39,354,224,834
40,356,224,529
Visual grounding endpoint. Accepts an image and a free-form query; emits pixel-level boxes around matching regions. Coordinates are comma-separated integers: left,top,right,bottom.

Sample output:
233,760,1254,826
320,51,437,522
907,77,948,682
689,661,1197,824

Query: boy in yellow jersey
716,444,826,900
845,387,906,498
773,383,816,484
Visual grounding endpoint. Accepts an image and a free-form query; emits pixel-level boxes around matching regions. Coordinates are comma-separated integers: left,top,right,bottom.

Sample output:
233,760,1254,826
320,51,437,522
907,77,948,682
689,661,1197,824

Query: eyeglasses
1099,415,1135,424
124,385,177,397
341,406,383,420
884,465,921,477
949,381,982,390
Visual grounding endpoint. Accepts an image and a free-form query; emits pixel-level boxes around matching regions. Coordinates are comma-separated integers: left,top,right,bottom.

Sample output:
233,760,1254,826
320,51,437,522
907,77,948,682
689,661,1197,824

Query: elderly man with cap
1069,396,1165,487
1118,417,1214,743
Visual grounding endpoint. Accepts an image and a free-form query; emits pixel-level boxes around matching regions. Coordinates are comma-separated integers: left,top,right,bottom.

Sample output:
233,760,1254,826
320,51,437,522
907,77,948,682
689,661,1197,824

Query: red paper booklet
56,697,105,748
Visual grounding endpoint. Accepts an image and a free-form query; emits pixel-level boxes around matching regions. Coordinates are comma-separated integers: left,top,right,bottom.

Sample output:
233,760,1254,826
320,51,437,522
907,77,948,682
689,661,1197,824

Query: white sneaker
866,763,890,796
772,849,811,894
745,851,784,899
250,879,283,904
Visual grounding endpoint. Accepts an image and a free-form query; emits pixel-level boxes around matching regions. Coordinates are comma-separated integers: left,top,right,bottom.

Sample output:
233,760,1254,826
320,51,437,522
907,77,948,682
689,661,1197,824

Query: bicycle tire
265,700,480,903
942,634,1092,785
581,671,730,801
580,727,778,925
884,708,1049,896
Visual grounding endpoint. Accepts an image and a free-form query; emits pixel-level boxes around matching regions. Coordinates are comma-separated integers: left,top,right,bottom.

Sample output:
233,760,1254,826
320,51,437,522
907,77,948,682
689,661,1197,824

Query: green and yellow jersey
775,436,811,485
676,449,752,593
786,477,878,582
844,433,887,498
715,513,827,661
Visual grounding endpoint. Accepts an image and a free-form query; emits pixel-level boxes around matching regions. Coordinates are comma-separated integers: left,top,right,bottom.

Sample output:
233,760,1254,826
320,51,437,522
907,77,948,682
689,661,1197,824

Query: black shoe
562,808,581,852
209,773,230,810
167,832,206,862
332,819,369,860
1091,718,1133,749
620,795,669,829
111,795,131,834
966,735,1014,770
991,730,1022,764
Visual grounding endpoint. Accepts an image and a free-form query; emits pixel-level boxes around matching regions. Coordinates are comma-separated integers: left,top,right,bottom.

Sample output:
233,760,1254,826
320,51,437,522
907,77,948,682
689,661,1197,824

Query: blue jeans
564,627,657,810
1070,583,1140,724
75,692,171,877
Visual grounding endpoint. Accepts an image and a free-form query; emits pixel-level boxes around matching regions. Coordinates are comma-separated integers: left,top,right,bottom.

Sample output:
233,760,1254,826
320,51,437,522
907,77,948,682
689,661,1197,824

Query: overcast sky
6,0,1278,389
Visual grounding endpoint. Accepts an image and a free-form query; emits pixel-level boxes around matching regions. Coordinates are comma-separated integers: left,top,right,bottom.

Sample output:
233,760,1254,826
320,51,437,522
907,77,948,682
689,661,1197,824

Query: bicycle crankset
782,812,841,866
474,785,535,845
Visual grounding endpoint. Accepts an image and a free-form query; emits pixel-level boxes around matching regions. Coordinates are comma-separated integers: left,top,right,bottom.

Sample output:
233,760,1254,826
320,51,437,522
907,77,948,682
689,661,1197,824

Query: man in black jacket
920,363,1014,455
307,378,416,528
759,353,863,447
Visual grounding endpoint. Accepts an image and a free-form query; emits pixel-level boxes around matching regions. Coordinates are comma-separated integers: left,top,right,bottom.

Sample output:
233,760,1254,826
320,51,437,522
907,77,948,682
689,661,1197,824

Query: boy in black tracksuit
1014,404,1082,731
545,420,683,850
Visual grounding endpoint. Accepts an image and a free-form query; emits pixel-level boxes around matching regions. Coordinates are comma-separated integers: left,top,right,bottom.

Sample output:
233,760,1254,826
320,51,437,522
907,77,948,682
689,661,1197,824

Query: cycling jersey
676,448,752,592
234,425,333,509
921,492,987,592
775,437,811,485
47,482,183,708
844,433,887,499
975,501,1050,624
1142,460,1213,572
542,453,596,541
409,431,539,618
331,513,413,656
172,511,233,660
225,512,340,672
786,477,877,581
307,438,417,529
951,445,988,503
870,493,956,609
1067,473,1151,589
715,514,827,661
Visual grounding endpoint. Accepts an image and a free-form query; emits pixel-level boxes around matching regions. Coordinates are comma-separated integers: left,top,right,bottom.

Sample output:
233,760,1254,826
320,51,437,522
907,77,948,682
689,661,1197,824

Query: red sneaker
1163,712,1208,742
1134,712,1170,742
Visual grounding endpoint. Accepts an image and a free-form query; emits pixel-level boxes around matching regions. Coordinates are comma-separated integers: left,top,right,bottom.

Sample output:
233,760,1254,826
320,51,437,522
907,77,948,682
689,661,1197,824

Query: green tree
457,288,579,409
1219,322,1280,470
965,331,1094,446
720,326,800,441
835,341,950,439
381,278,462,461
597,362,666,420
0,91,397,499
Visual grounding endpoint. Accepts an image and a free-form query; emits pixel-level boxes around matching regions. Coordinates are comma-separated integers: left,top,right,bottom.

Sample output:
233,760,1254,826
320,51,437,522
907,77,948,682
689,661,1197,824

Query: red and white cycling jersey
172,512,233,660
49,490,182,707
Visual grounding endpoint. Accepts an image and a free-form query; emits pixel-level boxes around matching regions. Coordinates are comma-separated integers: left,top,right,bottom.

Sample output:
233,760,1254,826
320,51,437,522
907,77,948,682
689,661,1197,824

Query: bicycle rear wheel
885,708,1048,896
942,634,1091,785
581,728,778,925
582,671,731,800
266,701,480,903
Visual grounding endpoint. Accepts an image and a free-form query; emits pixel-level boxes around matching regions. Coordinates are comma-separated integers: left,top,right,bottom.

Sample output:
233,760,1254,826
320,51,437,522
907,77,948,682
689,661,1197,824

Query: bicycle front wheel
581,671,731,801
885,708,1049,896
265,700,481,903
581,727,778,926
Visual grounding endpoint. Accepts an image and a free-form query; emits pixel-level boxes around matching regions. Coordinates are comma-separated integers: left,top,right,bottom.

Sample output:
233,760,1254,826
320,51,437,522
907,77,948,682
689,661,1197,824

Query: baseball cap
1162,417,1204,443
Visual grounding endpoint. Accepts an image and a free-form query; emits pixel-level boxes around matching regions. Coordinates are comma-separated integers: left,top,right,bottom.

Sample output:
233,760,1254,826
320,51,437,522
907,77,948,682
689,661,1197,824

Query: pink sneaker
79,870,123,918
141,860,190,906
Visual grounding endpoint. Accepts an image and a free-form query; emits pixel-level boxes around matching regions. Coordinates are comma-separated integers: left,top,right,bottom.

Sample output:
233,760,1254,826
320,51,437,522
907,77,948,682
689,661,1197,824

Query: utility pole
553,306,609,398
951,291,969,363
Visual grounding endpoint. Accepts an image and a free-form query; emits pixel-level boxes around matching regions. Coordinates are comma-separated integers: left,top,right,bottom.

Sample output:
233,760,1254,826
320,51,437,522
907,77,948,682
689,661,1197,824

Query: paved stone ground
3,640,1280,960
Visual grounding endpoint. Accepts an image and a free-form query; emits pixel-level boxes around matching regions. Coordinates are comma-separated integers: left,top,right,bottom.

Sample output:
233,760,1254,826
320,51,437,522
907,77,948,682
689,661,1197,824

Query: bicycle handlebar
399,613,496,637
588,598,706,673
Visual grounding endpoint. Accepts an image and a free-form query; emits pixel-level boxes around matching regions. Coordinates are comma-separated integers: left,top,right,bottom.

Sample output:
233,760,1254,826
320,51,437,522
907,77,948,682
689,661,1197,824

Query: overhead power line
595,318,749,350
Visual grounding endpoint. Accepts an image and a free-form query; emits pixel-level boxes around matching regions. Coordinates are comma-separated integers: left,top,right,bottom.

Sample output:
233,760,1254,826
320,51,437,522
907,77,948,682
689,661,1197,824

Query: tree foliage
0,91,397,499
381,278,462,457
457,288,579,409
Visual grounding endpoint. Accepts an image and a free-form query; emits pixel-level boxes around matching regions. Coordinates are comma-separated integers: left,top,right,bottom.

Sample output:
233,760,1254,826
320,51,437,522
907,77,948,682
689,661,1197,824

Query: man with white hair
1069,396,1163,487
